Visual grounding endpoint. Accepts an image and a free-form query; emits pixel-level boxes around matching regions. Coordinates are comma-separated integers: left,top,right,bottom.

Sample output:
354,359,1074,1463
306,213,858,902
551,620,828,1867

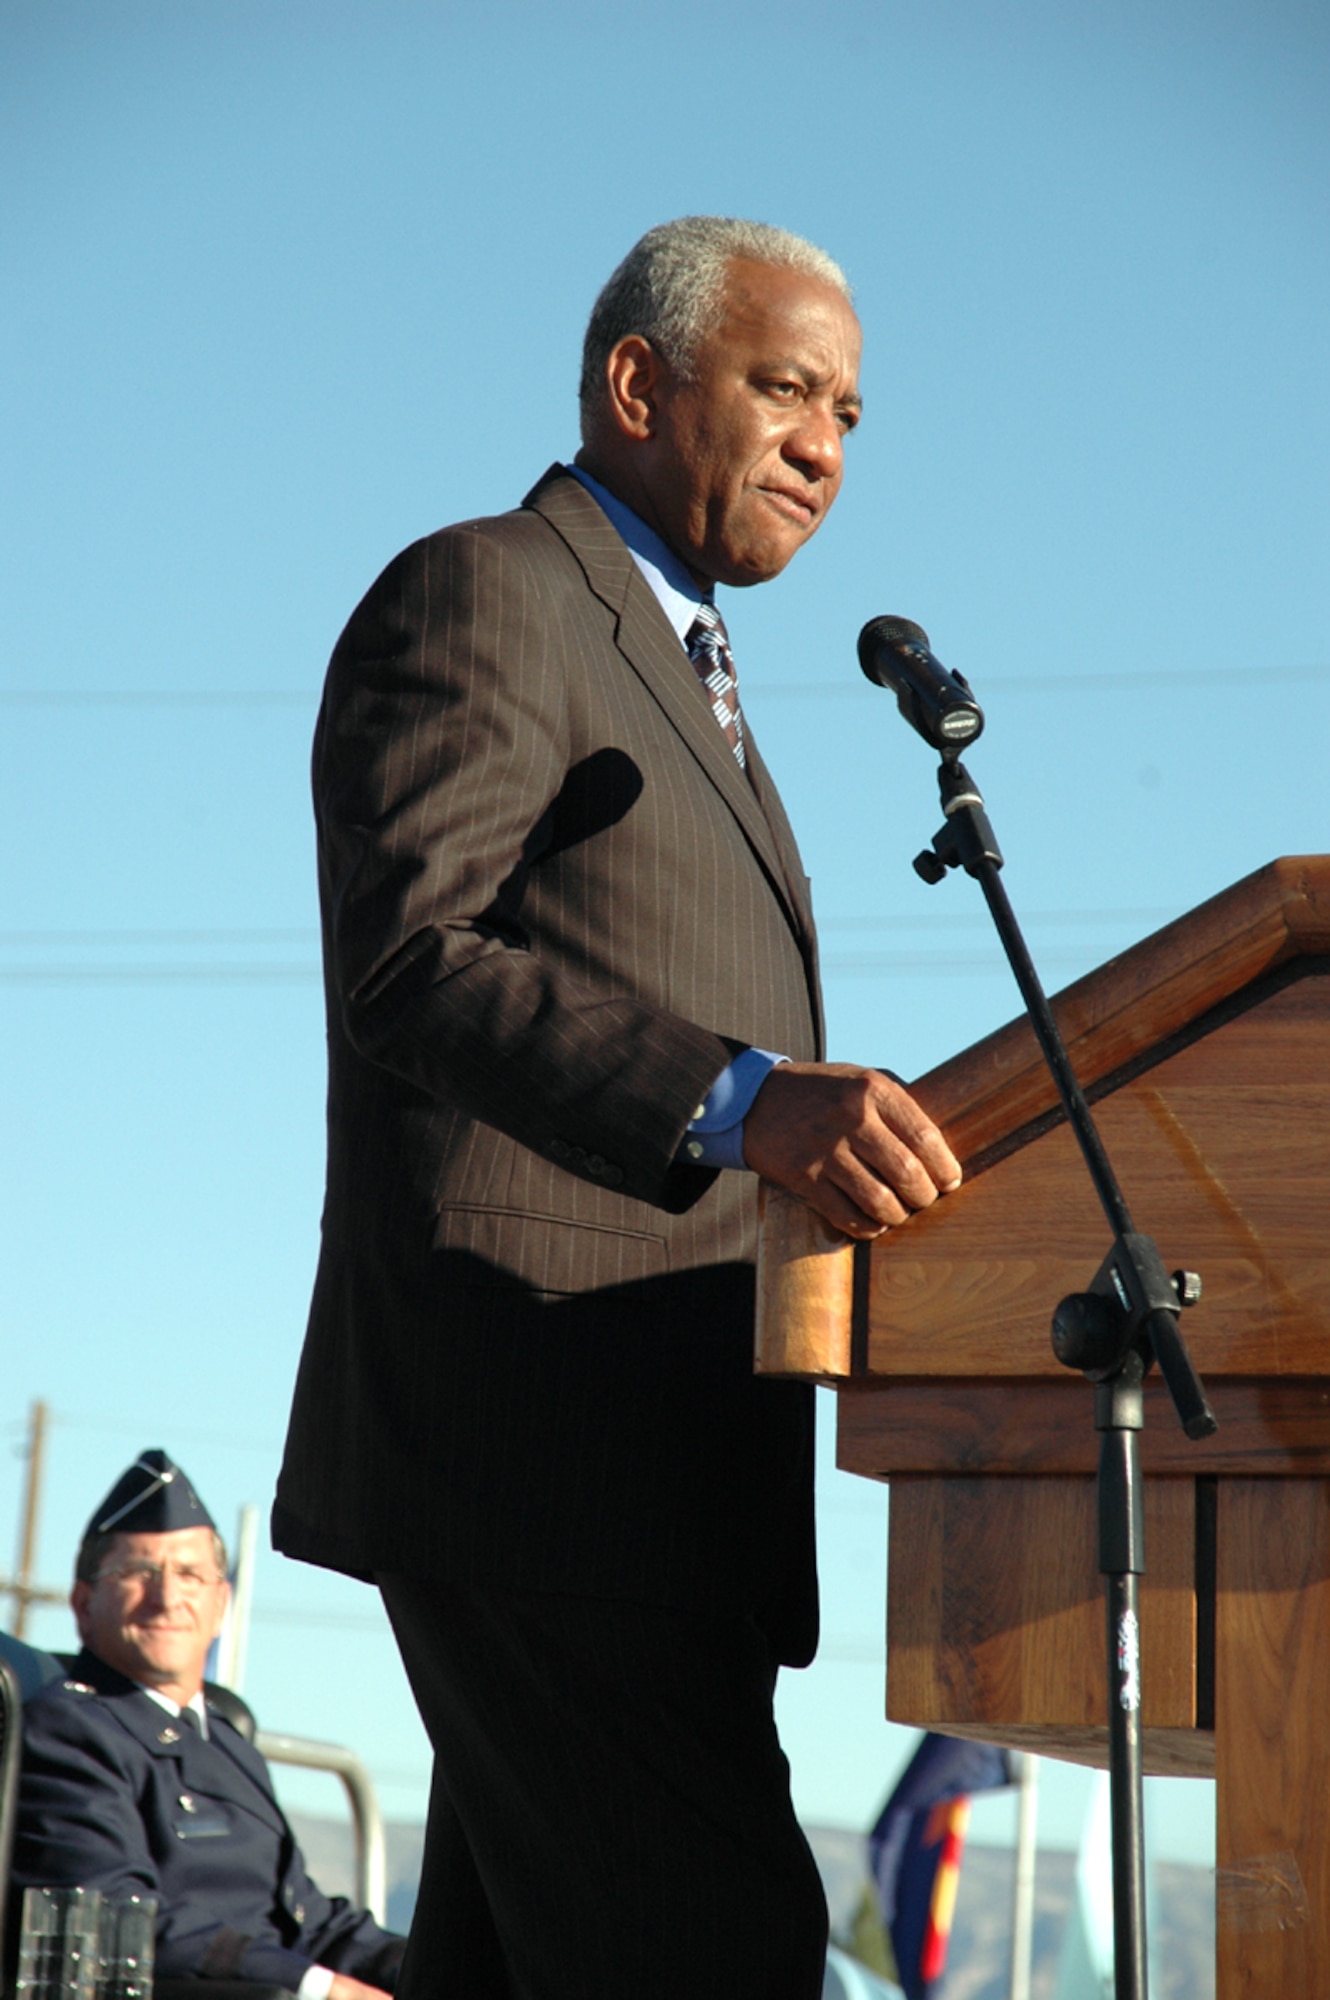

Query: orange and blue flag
869,1733,1013,1999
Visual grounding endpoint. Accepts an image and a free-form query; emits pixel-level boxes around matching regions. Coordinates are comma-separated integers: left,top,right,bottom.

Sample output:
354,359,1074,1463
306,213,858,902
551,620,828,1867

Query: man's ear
71,1581,92,1645
603,334,666,442
211,1577,232,1643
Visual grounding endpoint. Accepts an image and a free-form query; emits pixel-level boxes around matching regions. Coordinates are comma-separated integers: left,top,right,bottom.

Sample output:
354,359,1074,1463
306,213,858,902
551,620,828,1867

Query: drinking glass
100,1893,158,2000
15,1886,104,2000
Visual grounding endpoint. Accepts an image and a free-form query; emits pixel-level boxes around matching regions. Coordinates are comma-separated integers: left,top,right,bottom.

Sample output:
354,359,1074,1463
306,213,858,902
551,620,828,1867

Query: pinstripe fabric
380,1576,829,2000
274,467,822,1653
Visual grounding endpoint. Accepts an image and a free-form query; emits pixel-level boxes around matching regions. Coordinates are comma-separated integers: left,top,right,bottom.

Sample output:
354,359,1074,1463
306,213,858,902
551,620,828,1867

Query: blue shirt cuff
677,1049,787,1171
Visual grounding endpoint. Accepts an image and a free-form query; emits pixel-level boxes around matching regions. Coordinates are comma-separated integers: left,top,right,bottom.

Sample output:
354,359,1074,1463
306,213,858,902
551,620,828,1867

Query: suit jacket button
293,1905,305,1925
684,1140,705,1162
587,1154,606,1174
602,1165,625,1187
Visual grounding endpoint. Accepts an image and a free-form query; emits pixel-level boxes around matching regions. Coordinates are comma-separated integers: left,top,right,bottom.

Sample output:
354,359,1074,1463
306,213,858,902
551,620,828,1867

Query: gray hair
579,216,852,434
76,1526,228,1588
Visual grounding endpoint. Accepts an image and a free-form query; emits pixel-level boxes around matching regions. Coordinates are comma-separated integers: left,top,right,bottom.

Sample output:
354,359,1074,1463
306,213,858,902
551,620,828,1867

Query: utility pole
6,1398,63,1635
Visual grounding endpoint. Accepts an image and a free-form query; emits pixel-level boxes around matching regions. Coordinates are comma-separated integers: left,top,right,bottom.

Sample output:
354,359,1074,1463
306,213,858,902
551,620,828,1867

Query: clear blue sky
3,0,1326,1874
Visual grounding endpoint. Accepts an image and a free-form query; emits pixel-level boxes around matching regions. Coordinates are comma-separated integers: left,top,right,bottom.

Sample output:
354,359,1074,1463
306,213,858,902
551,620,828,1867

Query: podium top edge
908,855,1330,1161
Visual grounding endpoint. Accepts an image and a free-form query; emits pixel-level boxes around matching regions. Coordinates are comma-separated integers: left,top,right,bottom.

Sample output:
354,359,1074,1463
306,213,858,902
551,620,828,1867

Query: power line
11,1412,285,1454
759,664,1328,696
0,691,315,708
0,911,1170,944
0,964,321,984
246,1602,886,1664
1,664,1327,706
0,929,323,981
822,949,1093,977
0,950,1128,986
819,907,1176,931
0,909,1175,988
0,929,319,946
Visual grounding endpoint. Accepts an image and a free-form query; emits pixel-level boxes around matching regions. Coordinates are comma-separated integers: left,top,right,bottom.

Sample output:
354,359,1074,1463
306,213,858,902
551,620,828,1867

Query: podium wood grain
886,1476,1200,1747
1215,1480,1330,1997
755,857,1330,1994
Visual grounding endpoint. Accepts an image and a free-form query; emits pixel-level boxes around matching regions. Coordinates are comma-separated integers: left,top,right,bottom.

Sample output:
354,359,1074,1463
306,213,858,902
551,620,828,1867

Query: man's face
72,1526,229,1698
638,257,863,589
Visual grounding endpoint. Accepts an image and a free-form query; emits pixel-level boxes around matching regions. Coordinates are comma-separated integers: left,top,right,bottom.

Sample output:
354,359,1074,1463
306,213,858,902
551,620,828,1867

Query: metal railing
256,1730,388,1923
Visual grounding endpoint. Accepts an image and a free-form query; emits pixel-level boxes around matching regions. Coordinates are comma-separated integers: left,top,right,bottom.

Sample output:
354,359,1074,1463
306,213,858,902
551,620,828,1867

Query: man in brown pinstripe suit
274,218,960,1998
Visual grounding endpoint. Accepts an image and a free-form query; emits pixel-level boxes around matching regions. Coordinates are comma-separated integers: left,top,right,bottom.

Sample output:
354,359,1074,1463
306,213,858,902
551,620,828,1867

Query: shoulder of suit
380,490,597,595
22,1672,131,1745
406,506,628,630
419,464,628,568
404,466,592,557
24,1669,186,1749
24,1672,101,1712
332,470,632,662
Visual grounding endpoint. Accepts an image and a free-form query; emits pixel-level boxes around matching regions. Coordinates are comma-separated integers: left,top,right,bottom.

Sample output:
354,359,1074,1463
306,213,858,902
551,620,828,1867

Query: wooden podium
755,856,1330,1997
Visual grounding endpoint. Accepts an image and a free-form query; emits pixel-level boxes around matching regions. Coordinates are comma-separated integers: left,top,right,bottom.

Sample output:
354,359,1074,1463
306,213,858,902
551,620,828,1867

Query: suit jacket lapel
741,724,825,1055
196,1717,291,1838
524,468,814,953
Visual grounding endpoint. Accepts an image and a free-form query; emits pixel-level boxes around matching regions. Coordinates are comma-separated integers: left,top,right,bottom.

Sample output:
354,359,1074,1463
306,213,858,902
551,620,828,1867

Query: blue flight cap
84,1449,217,1540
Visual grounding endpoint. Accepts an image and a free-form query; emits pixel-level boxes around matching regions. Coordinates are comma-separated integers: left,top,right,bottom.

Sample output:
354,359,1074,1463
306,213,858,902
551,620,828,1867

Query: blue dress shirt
565,465,787,1168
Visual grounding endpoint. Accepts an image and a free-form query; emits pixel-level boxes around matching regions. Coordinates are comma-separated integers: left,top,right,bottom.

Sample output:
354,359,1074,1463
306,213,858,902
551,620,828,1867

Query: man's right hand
327,1977,394,2000
742,1061,961,1238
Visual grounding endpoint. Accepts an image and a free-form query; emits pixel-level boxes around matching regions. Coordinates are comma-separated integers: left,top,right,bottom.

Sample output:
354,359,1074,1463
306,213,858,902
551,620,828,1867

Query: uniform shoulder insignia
62,1680,96,1695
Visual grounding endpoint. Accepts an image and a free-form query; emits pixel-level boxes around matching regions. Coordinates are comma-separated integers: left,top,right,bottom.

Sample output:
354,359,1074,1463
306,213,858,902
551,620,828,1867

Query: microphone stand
911,752,1217,2000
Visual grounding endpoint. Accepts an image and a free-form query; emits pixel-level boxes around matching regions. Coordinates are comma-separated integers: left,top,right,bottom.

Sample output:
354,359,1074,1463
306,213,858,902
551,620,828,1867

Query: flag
869,1733,1014,2000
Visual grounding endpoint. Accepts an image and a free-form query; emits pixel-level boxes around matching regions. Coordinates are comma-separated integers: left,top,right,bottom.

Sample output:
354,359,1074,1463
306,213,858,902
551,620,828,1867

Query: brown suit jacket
274,468,824,1660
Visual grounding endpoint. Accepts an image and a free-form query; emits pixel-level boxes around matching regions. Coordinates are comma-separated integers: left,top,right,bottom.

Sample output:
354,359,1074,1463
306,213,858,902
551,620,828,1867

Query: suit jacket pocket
430,1203,668,1296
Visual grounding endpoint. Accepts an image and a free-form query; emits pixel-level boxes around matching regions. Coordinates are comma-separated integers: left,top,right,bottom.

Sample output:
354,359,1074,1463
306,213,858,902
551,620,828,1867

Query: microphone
858,616,984,752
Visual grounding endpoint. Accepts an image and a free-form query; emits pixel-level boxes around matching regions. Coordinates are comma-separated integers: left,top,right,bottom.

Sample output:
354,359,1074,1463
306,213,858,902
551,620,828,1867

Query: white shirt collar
142,1685,210,1737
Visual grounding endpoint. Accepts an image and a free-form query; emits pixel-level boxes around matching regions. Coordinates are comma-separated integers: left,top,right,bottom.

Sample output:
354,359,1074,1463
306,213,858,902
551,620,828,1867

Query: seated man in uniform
11,1451,406,1999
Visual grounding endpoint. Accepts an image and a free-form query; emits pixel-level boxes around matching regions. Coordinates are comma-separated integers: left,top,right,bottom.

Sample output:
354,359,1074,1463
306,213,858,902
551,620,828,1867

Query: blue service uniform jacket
11,1650,403,1990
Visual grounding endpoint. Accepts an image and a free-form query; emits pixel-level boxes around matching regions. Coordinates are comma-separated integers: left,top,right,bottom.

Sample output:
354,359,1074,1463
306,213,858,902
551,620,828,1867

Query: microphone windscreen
858,615,930,687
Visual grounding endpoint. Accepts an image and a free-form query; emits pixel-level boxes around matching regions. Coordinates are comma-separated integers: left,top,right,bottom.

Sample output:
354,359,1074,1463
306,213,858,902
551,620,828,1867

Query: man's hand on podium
743,1061,961,1239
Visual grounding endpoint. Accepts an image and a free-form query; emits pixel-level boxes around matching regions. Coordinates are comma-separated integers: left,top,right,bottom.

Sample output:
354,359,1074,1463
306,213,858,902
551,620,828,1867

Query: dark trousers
378,1576,828,2000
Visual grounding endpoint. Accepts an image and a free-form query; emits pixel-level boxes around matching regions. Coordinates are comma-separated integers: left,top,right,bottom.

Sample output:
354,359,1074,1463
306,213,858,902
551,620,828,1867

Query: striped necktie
685,602,746,770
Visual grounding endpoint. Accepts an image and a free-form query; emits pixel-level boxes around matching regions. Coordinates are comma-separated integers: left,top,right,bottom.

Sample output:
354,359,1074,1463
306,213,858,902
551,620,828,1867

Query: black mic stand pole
911,752,1216,2000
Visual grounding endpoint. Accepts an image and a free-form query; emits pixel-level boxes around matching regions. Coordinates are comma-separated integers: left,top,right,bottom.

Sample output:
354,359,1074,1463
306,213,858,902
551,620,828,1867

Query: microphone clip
914,758,1005,885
